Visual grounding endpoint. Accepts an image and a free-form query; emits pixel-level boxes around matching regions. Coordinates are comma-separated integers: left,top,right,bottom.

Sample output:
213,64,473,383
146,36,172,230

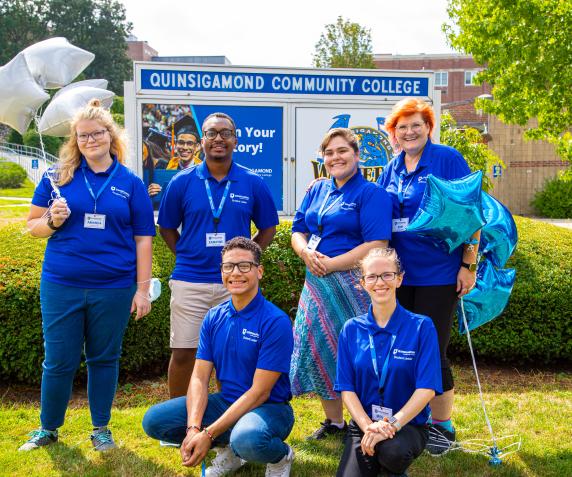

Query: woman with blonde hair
20,99,156,452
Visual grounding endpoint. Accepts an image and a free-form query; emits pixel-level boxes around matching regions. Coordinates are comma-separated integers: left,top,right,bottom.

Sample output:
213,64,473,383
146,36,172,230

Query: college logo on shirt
242,328,260,343
230,192,250,204
340,201,357,211
110,186,130,199
417,176,428,183
393,349,416,361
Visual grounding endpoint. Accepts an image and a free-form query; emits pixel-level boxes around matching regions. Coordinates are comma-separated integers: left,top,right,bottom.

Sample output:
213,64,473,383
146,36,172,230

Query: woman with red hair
377,98,479,455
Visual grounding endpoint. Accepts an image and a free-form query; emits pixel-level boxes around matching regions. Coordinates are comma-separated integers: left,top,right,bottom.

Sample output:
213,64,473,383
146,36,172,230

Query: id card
206,232,226,247
306,234,322,252
392,218,409,233
372,405,393,421
84,213,106,229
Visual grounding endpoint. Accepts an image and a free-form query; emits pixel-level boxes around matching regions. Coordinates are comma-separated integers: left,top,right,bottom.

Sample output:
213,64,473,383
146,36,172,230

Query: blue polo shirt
32,157,155,288
158,161,279,283
335,303,442,426
196,291,293,404
292,172,392,257
378,140,471,286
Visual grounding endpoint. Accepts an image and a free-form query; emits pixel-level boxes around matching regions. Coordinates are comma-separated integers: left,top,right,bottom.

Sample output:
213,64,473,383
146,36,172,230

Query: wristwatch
386,416,402,431
461,261,477,272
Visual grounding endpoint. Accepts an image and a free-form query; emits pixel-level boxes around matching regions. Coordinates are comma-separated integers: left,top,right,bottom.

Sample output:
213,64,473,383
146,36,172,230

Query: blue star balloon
407,171,486,253
458,258,516,334
480,192,518,268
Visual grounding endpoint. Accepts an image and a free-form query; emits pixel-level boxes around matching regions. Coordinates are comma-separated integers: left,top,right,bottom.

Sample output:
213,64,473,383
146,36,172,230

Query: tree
0,0,132,94
313,16,375,69
0,0,48,64
444,0,572,162
440,112,501,192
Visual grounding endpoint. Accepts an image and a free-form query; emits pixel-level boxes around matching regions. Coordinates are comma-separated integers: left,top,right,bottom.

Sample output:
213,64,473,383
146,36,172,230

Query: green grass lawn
1,365,571,476
0,178,36,198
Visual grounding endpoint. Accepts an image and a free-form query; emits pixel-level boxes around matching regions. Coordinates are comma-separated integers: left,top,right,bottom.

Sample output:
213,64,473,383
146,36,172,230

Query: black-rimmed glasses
203,129,235,140
221,261,259,274
362,272,399,284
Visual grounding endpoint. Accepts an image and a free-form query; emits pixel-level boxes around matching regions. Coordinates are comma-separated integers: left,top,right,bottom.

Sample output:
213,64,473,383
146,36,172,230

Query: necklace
405,148,424,172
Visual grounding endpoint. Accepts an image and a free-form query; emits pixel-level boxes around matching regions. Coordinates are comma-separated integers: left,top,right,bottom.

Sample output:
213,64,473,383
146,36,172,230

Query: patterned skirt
290,269,370,400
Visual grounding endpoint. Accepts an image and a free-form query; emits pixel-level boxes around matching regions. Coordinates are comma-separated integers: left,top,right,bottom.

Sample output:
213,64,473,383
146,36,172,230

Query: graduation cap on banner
174,114,200,140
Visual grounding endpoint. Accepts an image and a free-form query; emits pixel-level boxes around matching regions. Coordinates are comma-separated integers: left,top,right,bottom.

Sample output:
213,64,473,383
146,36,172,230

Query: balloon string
460,298,498,449
34,115,48,163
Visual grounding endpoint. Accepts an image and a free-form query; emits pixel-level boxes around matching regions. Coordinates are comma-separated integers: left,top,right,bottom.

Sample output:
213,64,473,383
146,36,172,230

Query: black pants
337,420,428,476
397,284,458,391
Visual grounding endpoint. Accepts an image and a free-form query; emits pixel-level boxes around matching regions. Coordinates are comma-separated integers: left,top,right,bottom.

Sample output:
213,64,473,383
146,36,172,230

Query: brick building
374,53,565,215
126,35,158,62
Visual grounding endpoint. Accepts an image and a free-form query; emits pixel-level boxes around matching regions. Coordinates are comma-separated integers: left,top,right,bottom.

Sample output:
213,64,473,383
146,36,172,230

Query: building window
435,71,448,87
465,70,478,86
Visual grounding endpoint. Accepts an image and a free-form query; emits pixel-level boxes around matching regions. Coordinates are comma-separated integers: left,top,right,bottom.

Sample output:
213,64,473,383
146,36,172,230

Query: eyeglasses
77,129,108,143
203,129,235,140
176,139,197,147
362,272,399,284
396,123,426,134
221,261,259,274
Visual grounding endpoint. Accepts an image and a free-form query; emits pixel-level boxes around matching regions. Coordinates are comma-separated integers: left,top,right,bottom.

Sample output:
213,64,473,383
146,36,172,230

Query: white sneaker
205,446,245,476
265,445,294,477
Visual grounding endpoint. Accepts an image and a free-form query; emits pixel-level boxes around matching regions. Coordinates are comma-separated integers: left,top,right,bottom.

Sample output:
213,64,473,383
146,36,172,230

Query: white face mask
149,278,162,302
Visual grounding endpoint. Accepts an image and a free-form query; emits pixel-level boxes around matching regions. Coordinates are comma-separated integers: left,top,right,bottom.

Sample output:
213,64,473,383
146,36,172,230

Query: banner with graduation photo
142,103,283,210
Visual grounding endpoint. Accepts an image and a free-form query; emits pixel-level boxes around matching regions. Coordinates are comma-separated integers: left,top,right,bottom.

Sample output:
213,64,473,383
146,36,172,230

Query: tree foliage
440,112,501,192
313,16,375,69
444,0,572,162
0,0,132,94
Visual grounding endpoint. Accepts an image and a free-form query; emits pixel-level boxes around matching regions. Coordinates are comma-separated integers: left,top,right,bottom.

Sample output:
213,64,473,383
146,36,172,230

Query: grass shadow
45,441,186,477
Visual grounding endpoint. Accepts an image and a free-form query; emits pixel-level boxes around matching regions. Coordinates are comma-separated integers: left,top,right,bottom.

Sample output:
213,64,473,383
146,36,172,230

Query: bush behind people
0,161,27,188
0,218,570,384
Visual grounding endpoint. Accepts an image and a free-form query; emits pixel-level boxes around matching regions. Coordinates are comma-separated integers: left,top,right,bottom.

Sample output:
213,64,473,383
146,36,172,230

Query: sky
120,0,457,67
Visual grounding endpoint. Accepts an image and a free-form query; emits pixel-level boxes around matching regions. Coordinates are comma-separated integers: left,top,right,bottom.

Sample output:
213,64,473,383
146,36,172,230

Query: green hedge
531,170,572,218
0,161,27,188
0,218,570,385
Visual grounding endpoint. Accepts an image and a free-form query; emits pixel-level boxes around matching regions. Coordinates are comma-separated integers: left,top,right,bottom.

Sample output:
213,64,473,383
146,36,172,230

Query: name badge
392,218,409,233
206,232,226,247
372,405,393,421
84,213,106,229
306,234,322,252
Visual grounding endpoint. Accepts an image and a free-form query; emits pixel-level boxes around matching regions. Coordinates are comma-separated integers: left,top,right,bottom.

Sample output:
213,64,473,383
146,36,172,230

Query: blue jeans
143,394,295,464
39,279,135,430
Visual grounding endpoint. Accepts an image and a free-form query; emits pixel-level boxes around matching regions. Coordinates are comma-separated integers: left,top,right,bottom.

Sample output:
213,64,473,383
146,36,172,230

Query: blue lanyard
369,333,396,405
316,186,343,233
205,179,231,232
82,160,120,214
397,170,415,217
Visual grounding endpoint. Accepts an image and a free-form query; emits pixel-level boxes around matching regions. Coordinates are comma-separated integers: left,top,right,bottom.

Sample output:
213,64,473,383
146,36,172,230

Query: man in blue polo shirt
143,237,295,476
158,112,279,399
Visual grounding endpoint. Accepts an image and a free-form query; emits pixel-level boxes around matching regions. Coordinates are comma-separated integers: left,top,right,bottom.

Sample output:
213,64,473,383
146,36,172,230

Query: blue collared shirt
32,157,156,288
158,161,279,283
197,291,293,404
335,302,442,426
292,172,392,257
378,140,471,286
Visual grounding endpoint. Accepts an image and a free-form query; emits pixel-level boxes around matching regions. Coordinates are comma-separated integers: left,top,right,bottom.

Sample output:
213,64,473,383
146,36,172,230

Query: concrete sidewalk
530,217,572,230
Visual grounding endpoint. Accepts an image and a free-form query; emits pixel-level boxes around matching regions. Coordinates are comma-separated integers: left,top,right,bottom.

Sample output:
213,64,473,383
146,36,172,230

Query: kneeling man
143,237,295,476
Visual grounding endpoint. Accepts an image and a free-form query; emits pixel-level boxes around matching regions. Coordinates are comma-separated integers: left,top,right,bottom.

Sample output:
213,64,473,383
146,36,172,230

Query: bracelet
186,425,201,434
46,217,61,231
202,427,215,441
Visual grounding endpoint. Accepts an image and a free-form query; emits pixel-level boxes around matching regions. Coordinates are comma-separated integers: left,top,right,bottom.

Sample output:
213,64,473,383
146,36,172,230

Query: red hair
384,98,435,146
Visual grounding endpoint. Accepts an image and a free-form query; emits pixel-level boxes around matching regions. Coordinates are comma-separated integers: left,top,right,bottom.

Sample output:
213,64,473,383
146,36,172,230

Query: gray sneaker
90,428,117,451
19,429,58,451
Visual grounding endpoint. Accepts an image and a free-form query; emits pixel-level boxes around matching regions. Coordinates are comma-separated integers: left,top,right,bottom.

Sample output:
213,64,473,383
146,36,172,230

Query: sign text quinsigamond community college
140,69,429,97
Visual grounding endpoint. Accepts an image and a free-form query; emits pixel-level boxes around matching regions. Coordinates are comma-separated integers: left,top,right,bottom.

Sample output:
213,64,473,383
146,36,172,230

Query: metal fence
0,142,58,185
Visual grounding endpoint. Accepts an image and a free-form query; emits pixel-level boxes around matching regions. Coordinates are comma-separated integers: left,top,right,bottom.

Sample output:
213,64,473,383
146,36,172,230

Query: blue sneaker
90,428,117,451
18,429,58,451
